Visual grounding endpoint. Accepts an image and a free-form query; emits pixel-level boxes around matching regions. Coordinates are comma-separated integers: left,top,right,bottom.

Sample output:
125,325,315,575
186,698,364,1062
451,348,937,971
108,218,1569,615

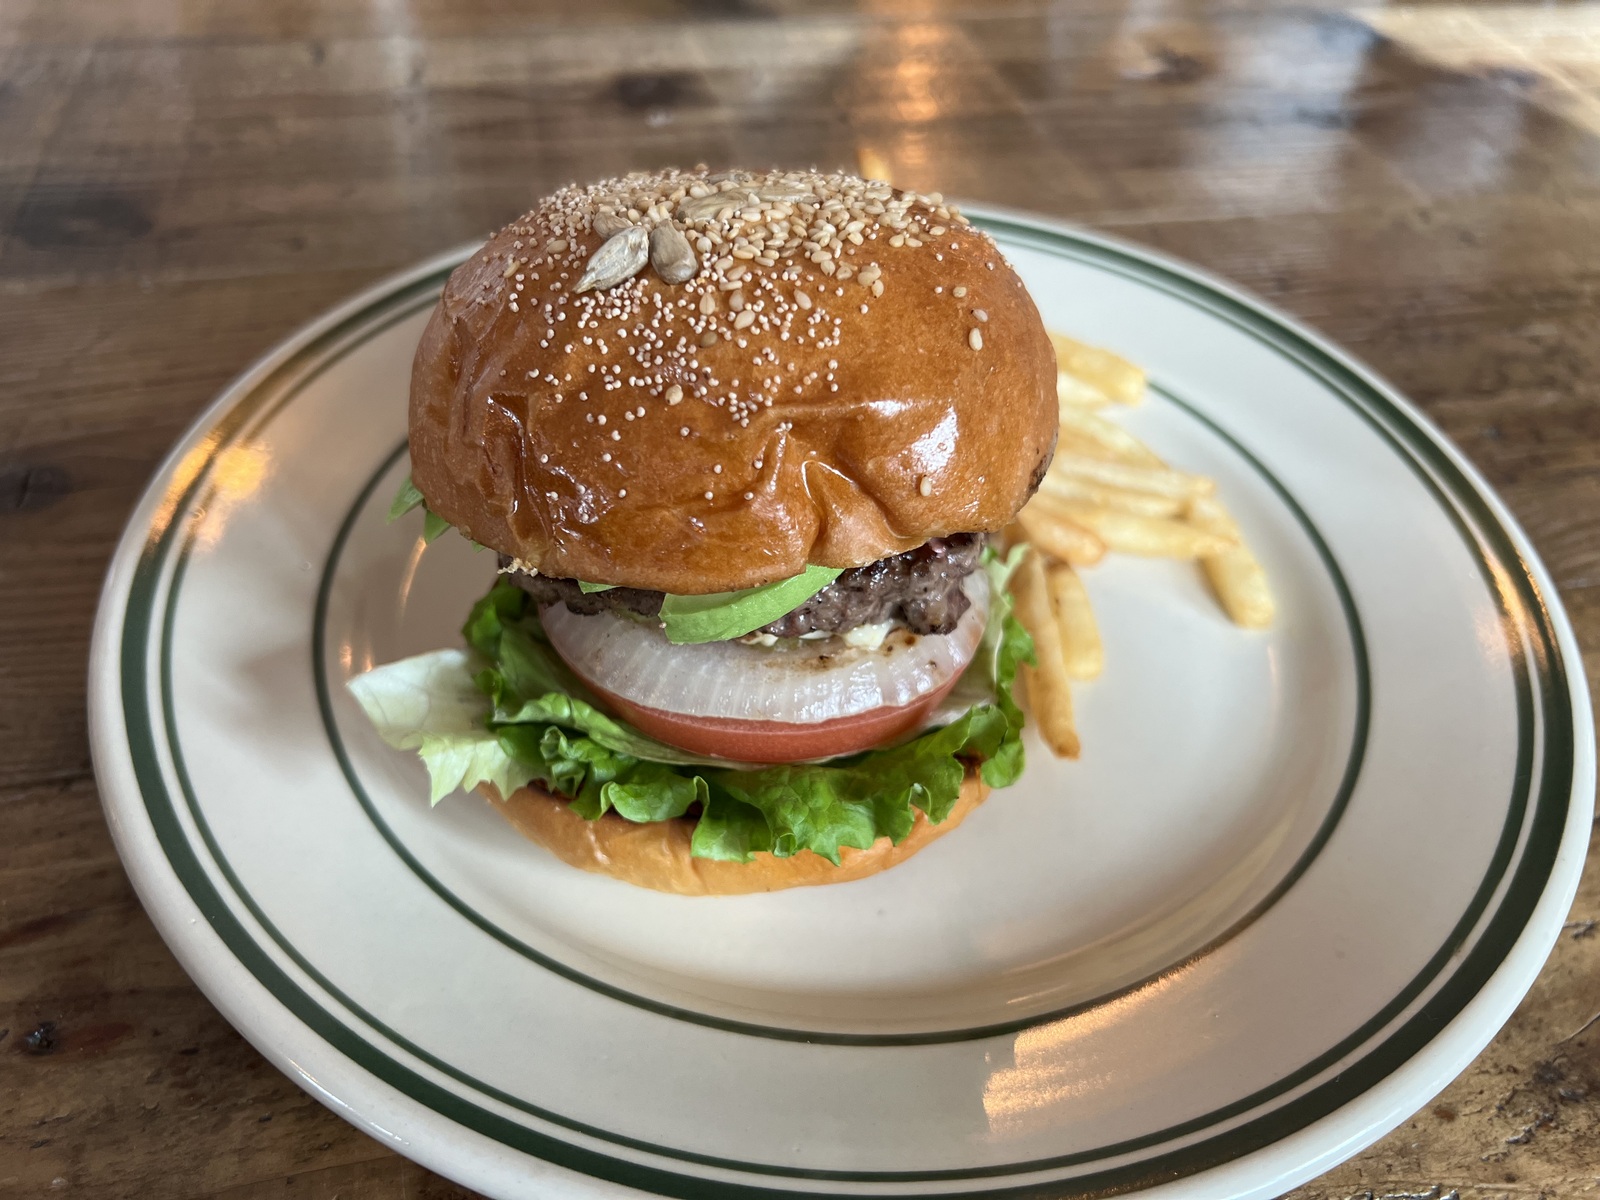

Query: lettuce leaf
422,509,452,543
388,475,426,522
345,649,538,805
346,553,1031,865
388,473,453,544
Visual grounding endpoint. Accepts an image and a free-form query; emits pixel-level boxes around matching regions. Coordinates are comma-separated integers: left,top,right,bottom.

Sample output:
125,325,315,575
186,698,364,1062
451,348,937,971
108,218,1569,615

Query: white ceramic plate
89,209,1594,1200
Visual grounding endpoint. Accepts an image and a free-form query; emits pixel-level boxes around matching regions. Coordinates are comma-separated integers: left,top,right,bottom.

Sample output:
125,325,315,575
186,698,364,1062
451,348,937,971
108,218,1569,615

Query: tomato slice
580,672,964,764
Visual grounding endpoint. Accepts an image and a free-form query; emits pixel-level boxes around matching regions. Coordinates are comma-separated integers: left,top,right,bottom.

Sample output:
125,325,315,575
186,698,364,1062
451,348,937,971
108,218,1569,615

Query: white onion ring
540,573,990,725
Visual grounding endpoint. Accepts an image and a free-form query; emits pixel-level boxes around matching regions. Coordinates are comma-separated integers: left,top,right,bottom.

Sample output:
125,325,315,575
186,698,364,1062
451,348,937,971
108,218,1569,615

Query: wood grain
1,2,1595,1197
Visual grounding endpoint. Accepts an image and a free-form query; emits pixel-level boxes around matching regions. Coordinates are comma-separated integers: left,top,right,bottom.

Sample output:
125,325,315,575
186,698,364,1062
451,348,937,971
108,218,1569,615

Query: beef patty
502,534,986,638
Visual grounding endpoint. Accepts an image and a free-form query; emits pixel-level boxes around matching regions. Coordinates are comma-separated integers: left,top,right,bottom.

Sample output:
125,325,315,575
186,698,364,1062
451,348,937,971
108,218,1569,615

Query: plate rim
88,208,1596,1200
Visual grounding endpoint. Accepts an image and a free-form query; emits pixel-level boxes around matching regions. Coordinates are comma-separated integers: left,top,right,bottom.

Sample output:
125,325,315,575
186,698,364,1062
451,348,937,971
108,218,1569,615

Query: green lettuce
388,473,453,544
348,550,1032,863
345,649,538,805
388,475,426,522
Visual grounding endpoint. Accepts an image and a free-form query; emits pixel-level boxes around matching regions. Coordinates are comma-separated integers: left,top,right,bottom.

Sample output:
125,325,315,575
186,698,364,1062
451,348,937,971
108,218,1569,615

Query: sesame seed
919,475,933,497
619,488,628,497
974,308,989,322
704,491,714,501
681,426,690,436
665,384,683,404
953,286,967,298
969,328,984,350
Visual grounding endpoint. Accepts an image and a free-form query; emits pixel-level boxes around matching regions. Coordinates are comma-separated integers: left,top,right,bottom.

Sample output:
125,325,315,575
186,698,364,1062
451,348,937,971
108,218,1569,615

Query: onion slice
539,573,990,725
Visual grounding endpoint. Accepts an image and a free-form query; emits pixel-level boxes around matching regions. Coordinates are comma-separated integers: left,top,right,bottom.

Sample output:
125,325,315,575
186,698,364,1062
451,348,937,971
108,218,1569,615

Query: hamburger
349,166,1058,894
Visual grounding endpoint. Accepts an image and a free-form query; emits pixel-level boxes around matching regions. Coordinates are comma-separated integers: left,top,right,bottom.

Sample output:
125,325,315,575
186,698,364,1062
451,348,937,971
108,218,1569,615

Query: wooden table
2,2,1596,1196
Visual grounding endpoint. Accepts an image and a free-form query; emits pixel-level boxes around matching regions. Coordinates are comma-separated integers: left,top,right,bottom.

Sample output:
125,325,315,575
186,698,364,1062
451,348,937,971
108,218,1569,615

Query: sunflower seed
573,226,649,293
649,223,699,284
678,189,756,222
591,212,634,239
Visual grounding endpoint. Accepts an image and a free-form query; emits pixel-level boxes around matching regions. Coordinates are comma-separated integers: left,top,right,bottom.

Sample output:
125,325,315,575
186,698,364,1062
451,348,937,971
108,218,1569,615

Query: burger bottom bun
479,769,990,896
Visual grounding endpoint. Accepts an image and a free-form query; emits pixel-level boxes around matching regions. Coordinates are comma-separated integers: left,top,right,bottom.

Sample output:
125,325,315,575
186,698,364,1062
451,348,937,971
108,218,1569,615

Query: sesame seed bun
409,167,1058,593
478,766,989,895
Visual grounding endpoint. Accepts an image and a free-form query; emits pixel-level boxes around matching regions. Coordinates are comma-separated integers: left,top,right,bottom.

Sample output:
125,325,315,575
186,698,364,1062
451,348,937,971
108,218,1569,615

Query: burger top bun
409,167,1058,594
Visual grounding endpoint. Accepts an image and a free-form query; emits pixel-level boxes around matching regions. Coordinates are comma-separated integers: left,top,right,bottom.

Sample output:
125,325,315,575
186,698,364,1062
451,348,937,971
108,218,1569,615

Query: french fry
1044,499,1236,558
1053,452,1214,500
1047,562,1102,680
1037,469,1184,518
1188,496,1276,628
1056,428,1127,463
1049,331,1146,406
1058,405,1165,467
1012,550,1081,758
1057,370,1113,409
1017,497,1107,566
